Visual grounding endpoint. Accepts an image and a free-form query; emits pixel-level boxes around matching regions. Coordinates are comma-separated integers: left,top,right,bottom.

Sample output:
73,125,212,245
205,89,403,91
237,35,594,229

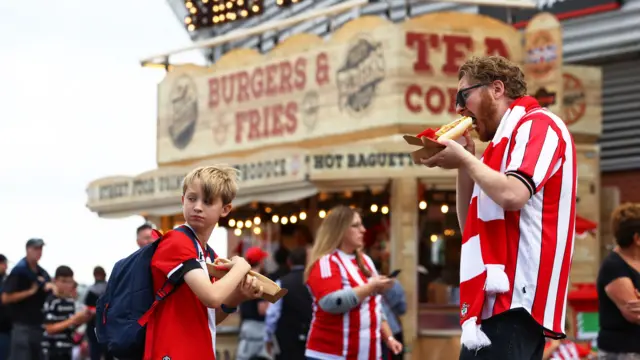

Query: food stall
85,10,603,360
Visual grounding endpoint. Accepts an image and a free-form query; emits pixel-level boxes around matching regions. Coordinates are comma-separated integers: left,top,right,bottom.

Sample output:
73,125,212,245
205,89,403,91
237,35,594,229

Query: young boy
144,165,265,360
42,266,91,360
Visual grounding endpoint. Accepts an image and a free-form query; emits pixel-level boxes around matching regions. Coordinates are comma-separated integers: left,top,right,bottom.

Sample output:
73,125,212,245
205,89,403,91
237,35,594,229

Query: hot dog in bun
416,116,473,141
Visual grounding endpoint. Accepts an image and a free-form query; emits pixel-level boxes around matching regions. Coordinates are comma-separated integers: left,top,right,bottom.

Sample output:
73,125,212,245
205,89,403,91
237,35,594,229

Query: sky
0,0,207,284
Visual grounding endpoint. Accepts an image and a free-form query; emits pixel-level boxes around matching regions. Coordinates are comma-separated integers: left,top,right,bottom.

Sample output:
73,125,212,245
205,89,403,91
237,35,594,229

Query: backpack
95,225,216,359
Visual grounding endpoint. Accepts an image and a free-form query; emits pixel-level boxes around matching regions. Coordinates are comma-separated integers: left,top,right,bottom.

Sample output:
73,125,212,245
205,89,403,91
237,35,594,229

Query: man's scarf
458,96,541,350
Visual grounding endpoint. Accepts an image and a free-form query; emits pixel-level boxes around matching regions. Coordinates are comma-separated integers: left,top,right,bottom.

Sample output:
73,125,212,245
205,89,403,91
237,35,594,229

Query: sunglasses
456,83,487,109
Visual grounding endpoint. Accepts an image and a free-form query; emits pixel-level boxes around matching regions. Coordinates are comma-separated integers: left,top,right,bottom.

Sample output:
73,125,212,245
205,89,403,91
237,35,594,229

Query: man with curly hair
422,55,577,360
597,202,640,359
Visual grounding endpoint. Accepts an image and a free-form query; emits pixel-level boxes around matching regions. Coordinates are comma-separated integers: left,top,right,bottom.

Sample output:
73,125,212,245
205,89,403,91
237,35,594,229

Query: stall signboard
308,137,486,181
479,0,623,28
524,12,563,116
156,13,523,164
86,151,307,214
562,65,603,139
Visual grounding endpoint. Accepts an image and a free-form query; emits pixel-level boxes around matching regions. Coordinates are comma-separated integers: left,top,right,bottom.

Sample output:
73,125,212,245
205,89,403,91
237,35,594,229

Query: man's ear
221,203,233,217
492,80,506,99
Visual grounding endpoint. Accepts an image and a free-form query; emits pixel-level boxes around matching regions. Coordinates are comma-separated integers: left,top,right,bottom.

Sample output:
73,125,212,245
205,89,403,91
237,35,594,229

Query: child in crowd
42,266,91,360
144,165,265,360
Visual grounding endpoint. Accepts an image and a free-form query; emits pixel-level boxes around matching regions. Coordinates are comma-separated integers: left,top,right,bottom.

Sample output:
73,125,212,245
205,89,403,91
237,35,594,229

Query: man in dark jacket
1,239,54,360
84,266,112,360
264,247,313,360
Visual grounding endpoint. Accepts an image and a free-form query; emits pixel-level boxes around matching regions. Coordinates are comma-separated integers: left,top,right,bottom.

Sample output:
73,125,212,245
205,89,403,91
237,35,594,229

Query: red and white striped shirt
306,250,382,360
546,340,585,360
482,107,577,337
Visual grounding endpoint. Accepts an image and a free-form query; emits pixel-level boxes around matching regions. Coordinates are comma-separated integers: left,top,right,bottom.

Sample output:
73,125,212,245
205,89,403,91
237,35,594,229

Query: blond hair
304,205,371,282
458,56,527,99
182,165,240,205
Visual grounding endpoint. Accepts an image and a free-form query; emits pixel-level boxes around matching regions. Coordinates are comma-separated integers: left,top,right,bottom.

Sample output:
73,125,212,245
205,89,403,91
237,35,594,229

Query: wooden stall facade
86,11,603,360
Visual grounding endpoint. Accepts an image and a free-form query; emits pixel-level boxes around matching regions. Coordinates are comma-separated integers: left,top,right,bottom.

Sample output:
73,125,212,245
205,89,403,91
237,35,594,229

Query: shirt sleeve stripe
320,255,331,279
531,127,560,188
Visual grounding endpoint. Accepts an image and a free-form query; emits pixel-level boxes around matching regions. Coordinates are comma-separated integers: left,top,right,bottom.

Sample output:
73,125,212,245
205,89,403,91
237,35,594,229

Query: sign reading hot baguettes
156,13,524,165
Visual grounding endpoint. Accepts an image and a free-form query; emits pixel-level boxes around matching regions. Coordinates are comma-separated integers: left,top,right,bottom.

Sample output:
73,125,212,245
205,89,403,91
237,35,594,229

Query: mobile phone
389,269,402,278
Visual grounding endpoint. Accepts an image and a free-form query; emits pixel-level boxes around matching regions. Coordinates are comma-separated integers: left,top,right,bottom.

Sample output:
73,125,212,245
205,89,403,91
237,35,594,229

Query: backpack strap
137,225,206,327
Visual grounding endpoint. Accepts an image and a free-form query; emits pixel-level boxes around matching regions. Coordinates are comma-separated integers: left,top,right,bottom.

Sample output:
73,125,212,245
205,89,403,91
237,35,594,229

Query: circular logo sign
336,36,386,118
562,73,587,125
525,30,559,79
168,75,198,149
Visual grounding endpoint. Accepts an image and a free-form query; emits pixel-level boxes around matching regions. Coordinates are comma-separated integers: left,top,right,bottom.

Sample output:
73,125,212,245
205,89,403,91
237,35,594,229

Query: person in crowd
2,238,55,360
264,247,313,360
380,278,407,360
0,254,10,360
237,247,270,360
144,165,263,359
267,246,290,281
304,205,403,360
543,319,594,360
83,266,111,360
42,266,92,360
422,56,577,358
136,223,155,248
596,202,640,358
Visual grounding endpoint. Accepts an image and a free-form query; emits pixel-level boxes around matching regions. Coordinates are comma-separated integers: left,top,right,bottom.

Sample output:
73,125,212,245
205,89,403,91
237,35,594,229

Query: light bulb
281,217,288,225
419,201,427,210
381,206,389,215
441,204,449,214
299,211,307,220
253,216,261,225
370,204,378,213
430,234,438,242
237,220,244,228
319,210,326,218
290,215,298,224
228,219,236,227
245,220,252,228
234,228,242,236
272,215,279,223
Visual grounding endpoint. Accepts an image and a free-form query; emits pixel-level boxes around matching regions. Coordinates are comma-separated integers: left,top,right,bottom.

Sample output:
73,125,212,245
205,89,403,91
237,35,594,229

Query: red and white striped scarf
459,96,541,350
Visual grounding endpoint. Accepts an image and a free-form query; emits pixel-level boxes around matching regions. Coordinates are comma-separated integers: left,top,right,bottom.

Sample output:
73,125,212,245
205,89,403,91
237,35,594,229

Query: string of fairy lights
183,0,306,32
224,197,455,238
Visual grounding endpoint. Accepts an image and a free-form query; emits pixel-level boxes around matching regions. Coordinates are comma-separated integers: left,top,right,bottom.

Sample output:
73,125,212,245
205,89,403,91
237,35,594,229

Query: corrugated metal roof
562,0,640,63
599,59,640,172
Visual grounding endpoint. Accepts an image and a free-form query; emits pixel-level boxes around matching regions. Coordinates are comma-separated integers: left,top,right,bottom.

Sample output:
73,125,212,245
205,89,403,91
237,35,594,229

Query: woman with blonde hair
304,205,403,360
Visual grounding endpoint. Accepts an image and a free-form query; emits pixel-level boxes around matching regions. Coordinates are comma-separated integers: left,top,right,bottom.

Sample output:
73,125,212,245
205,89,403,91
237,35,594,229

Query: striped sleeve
505,116,566,196
306,255,344,300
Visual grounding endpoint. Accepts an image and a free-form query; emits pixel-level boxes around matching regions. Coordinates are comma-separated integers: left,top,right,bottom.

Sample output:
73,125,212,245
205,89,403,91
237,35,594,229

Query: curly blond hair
611,202,640,248
458,56,527,99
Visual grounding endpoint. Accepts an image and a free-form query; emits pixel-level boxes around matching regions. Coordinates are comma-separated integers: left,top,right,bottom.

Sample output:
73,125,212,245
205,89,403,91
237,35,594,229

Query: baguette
417,116,473,141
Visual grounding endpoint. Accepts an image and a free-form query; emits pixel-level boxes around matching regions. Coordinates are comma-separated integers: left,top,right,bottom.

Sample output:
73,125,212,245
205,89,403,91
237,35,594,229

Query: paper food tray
402,135,445,164
206,261,288,304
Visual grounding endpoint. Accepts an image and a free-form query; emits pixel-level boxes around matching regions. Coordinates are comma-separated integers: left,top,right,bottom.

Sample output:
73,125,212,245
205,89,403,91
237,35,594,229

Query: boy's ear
221,203,233,217
181,196,185,205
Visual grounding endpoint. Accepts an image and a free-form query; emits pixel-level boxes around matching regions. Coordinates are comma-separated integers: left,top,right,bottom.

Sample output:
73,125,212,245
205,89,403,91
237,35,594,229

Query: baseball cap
26,238,45,248
245,247,268,266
